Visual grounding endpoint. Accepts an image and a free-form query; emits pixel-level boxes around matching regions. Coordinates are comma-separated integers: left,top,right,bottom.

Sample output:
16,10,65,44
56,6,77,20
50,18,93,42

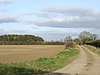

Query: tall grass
0,47,79,75
84,45,100,54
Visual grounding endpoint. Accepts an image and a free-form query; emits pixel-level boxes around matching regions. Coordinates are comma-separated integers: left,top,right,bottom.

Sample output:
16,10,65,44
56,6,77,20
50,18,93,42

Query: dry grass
0,45,64,63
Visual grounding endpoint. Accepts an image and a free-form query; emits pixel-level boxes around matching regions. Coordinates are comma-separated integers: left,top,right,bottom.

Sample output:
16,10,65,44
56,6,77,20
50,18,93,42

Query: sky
0,0,100,41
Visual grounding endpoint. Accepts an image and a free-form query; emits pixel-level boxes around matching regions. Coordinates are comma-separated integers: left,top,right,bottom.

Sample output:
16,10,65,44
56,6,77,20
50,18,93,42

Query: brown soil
0,45,64,63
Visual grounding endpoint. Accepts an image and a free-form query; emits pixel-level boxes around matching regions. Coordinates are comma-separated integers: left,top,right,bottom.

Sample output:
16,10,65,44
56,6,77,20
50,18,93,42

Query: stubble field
0,45,64,63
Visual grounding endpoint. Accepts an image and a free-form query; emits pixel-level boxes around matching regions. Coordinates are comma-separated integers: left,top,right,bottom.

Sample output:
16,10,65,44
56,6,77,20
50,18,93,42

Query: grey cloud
42,8,95,16
0,9,8,13
33,28,90,40
0,16,18,23
31,8,100,28
35,31,68,41
0,29,6,35
34,28,100,41
89,28,100,37
9,29,29,34
0,29,29,35
0,0,14,4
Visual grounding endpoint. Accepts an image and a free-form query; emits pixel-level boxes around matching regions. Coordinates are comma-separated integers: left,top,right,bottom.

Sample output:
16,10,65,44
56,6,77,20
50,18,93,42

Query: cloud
0,28,30,35
34,27,100,40
0,16,18,23
0,9,8,13
42,8,94,16
32,27,92,40
0,0,14,4
0,29,6,35
9,29,29,34
28,8,100,28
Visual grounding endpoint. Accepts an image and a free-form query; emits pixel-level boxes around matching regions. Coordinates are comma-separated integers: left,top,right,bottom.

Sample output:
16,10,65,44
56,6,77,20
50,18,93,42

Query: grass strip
84,45,100,55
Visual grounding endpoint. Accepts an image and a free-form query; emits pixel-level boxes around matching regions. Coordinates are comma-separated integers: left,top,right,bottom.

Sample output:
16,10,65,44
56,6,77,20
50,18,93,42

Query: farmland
0,46,79,75
0,45,64,63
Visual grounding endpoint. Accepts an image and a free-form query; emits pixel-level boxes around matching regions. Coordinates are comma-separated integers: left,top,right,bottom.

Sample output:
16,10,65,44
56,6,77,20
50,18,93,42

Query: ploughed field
0,45,64,63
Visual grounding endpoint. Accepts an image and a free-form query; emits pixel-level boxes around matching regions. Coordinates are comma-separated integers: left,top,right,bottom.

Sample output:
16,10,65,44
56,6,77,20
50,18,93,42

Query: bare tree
79,31,98,43
64,36,74,49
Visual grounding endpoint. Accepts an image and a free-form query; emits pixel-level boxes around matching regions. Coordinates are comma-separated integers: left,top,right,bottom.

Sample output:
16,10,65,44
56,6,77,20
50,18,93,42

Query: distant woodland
75,31,100,47
0,35,44,45
0,31,100,46
0,35,64,45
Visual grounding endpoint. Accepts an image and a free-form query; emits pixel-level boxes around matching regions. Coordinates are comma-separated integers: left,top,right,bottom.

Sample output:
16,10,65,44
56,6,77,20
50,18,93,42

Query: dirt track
54,45,100,75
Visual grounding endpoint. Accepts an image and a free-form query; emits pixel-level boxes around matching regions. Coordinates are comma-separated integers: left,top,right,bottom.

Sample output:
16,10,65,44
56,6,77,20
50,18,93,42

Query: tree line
0,34,64,45
74,31,100,48
0,31,99,46
85,40,100,47
64,31,100,48
0,35,44,45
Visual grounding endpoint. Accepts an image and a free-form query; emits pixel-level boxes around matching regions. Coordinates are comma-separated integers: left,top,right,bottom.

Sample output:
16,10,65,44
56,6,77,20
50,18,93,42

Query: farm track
53,45,100,75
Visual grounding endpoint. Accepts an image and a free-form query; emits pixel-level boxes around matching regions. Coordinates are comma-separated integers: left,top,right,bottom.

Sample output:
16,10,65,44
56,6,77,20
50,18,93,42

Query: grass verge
0,47,79,75
84,45,100,55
